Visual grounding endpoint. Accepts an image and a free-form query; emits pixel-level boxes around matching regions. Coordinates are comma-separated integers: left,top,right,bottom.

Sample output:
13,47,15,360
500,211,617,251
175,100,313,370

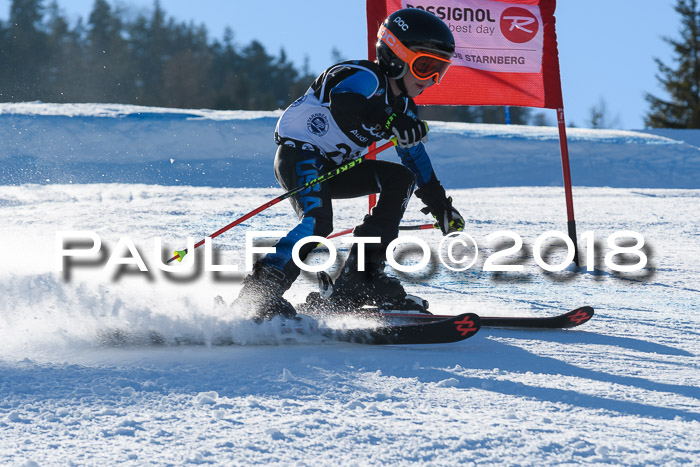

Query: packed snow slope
1,103,699,465
1,102,699,188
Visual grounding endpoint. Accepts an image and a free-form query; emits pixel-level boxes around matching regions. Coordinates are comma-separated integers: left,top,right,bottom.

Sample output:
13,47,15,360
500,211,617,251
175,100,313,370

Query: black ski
325,312,481,345
98,313,481,347
341,306,594,329
304,272,593,330
480,306,594,329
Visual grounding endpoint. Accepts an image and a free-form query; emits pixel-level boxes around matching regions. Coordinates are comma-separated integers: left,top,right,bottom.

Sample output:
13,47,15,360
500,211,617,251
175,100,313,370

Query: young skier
233,8,464,319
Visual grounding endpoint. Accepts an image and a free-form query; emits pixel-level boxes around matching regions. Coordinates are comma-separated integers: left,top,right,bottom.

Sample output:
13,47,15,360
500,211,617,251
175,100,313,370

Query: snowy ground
1,183,699,465
1,103,699,464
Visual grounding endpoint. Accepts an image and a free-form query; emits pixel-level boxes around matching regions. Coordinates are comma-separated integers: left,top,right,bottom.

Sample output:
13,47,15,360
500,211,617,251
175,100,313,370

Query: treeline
645,0,700,129
0,0,536,124
0,0,314,110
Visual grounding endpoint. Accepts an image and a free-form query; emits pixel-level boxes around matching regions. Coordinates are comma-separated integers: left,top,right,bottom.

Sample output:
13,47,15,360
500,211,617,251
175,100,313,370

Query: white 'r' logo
502,16,536,33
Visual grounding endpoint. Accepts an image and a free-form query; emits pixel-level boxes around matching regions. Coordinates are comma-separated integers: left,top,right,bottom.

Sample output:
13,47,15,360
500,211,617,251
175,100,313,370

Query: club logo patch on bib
307,113,329,137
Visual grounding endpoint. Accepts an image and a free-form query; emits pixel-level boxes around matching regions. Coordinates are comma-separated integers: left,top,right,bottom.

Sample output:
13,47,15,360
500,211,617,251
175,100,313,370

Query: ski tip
452,312,481,338
562,306,595,328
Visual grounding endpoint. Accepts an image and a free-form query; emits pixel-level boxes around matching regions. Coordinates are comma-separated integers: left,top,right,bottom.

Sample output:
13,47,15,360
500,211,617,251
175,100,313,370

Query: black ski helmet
376,8,455,80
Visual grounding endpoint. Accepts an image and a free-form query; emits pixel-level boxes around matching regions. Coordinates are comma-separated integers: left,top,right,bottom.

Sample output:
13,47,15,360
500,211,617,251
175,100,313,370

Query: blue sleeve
396,142,435,187
330,70,378,98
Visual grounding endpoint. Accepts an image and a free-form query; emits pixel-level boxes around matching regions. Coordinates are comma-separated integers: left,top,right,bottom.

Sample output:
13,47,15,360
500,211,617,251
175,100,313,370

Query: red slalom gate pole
557,107,580,266
166,139,397,264
367,142,378,213
326,222,437,240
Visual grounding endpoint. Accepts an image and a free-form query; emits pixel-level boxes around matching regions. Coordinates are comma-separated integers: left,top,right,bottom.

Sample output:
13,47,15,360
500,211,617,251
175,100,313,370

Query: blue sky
0,0,680,129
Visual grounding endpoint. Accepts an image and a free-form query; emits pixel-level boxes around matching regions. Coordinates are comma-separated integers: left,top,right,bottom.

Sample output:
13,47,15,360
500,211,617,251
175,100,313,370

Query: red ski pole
326,222,438,240
167,138,398,263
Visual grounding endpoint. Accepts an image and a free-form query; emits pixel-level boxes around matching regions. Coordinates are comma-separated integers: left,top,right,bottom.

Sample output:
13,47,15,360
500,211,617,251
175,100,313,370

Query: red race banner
366,0,563,109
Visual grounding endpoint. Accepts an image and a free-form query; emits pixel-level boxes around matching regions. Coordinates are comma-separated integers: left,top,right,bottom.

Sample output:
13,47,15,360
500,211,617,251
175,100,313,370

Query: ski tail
329,312,481,345
480,306,594,329
368,306,595,329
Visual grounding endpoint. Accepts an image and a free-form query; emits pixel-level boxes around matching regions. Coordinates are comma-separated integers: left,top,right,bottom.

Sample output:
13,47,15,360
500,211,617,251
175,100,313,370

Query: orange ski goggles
378,25,452,83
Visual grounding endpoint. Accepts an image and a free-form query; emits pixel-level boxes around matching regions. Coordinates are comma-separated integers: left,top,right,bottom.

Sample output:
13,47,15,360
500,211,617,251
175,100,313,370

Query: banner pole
556,107,580,267
365,0,384,214
368,142,377,212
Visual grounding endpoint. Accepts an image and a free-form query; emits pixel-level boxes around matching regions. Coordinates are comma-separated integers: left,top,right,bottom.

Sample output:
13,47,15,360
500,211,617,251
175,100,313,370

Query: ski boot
230,262,297,320
301,270,430,316
326,242,408,310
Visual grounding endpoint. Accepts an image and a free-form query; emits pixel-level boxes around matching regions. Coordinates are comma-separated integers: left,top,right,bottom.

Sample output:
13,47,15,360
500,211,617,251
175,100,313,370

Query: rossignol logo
406,5,496,23
500,7,539,43
393,16,409,31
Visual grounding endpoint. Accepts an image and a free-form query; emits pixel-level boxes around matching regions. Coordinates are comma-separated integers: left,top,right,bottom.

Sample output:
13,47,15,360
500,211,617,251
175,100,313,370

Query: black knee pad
391,165,417,192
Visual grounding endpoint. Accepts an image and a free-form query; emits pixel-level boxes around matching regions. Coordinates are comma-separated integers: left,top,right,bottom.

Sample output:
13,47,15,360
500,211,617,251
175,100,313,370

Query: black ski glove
415,178,465,235
421,197,464,234
384,112,428,148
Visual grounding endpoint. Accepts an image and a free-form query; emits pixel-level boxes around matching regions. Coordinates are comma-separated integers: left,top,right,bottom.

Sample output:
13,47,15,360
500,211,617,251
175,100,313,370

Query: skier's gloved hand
414,177,465,235
420,197,465,234
384,112,428,148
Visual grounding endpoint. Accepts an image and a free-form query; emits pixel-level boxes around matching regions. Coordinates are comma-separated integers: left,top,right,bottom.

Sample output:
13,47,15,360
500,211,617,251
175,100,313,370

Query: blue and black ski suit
261,59,449,283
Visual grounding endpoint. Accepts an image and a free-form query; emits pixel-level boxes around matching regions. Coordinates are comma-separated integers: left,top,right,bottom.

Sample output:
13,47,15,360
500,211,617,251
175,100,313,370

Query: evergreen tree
3,0,48,100
161,22,214,108
481,106,531,125
270,49,301,108
587,97,620,129
0,12,10,100
645,0,700,128
85,0,130,103
238,40,278,109
530,111,552,126
44,1,84,102
419,105,530,125
287,56,316,106
126,0,171,105
209,27,246,109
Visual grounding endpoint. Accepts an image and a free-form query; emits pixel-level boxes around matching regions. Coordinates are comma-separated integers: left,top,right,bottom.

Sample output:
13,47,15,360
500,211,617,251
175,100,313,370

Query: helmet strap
396,77,408,96
390,63,409,96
